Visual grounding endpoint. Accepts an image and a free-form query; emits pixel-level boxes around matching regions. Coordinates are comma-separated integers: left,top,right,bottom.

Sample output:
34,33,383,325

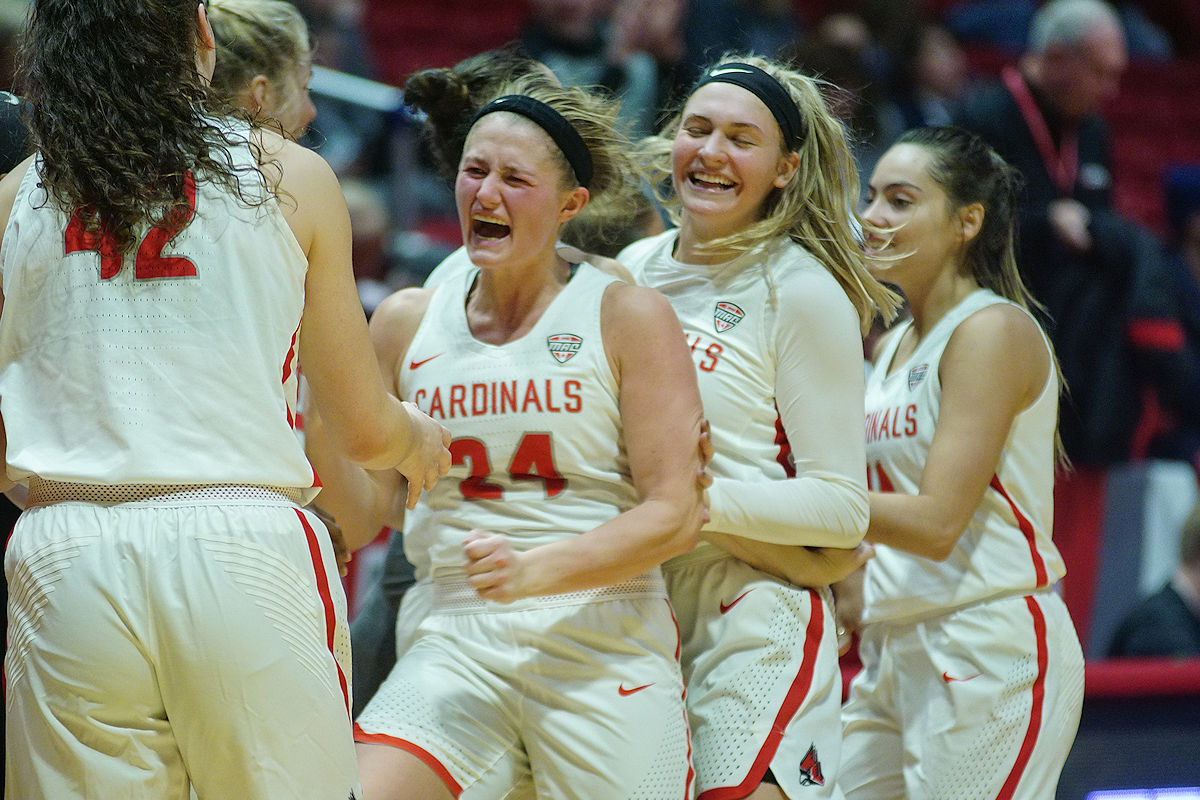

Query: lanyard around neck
1002,66,1078,196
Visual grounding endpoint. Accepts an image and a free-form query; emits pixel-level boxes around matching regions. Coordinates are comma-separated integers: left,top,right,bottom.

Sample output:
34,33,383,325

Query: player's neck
466,256,571,345
906,268,979,339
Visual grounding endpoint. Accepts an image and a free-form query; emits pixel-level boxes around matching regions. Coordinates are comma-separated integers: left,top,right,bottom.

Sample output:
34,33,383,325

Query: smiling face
861,142,966,287
455,112,588,272
671,81,798,243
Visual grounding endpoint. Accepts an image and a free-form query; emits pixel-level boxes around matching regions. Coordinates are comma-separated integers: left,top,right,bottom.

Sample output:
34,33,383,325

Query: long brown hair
20,0,264,255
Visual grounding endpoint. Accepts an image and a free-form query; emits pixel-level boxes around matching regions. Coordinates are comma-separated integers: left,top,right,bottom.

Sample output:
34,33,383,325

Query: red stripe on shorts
666,598,696,799
295,508,351,717
990,475,1049,587
996,595,1049,799
354,725,464,798
699,588,824,800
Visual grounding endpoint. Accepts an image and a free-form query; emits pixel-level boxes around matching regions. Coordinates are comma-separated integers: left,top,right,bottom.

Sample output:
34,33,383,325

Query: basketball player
840,126,1085,798
330,49,655,717
350,75,705,799
1,2,449,797
618,57,897,799
207,0,316,140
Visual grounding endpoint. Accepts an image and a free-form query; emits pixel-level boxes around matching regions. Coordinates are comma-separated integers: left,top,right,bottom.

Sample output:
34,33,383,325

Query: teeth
473,214,507,225
692,172,733,187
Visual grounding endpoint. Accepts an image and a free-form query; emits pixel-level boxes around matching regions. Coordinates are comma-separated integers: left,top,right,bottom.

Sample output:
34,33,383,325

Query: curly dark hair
19,0,263,255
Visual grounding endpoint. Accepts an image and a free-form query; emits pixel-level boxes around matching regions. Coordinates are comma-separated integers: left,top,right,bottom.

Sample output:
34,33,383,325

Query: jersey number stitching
451,432,565,500
65,171,199,280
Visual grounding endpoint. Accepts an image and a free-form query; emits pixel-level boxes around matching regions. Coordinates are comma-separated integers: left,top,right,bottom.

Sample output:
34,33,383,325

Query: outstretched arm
302,288,433,551
272,136,450,496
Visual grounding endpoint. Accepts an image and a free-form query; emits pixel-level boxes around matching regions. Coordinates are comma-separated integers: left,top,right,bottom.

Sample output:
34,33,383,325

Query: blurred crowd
0,0,1197,655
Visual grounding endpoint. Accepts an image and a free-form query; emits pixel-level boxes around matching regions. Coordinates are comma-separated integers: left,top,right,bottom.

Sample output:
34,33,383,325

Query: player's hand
309,504,350,576
1048,198,1092,252
394,402,452,510
463,530,527,603
799,542,874,586
831,565,867,655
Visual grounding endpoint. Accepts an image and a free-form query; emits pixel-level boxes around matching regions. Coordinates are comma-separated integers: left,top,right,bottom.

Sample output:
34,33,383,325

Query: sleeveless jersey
861,288,1066,624
399,263,635,578
0,123,316,499
620,229,866,552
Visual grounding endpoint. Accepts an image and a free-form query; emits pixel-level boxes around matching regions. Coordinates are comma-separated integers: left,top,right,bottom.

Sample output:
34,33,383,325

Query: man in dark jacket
955,0,1155,466
1109,503,1200,657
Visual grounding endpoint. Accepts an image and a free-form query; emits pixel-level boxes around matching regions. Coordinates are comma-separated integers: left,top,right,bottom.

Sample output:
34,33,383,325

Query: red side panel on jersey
295,509,350,717
995,595,1049,800
282,323,301,429
990,475,1050,588
699,589,824,800
773,407,795,478
353,726,465,798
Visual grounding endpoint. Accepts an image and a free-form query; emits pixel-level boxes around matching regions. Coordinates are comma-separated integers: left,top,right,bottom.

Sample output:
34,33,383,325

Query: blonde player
1,2,449,797
840,125,1085,798
619,57,896,799
207,0,317,141
349,76,706,799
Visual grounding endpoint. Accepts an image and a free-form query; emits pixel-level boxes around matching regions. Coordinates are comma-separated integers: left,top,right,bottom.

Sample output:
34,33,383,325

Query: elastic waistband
864,584,1060,628
26,479,306,508
431,568,666,614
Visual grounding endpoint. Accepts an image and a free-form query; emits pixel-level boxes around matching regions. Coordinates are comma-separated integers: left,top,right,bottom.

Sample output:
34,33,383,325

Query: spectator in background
1138,0,1200,56
1108,502,1200,658
1136,165,1200,471
681,0,800,76
785,12,895,193
292,0,388,174
945,0,1171,59
520,0,663,136
884,21,969,131
955,0,1156,467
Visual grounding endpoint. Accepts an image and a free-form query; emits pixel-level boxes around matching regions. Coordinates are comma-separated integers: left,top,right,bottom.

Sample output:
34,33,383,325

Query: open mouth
689,171,735,191
473,215,511,239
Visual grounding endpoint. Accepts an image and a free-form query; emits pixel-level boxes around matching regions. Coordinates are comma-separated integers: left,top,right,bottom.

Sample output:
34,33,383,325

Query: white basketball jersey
399,263,636,578
0,126,317,498
621,230,857,552
861,289,1065,624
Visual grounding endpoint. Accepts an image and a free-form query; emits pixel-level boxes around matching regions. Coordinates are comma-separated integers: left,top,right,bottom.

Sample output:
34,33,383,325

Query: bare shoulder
263,134,338,195
369,286,435,362
0,156,35,248
601,280,677,333
944,301,1051,399
370,286,436,338
951,302,1046,353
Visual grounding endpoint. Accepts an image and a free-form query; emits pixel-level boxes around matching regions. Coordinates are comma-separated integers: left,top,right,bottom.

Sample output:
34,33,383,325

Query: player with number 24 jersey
398,262,636,579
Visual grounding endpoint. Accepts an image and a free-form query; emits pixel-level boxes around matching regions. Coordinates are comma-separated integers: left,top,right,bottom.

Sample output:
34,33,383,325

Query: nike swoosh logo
408,353,442,370
618,682,655,696
942,671,982,683
719,589,755,614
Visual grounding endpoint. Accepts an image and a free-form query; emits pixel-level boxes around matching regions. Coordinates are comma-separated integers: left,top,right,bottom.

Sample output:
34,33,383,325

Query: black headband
471,95,593,188
693,62,804,150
